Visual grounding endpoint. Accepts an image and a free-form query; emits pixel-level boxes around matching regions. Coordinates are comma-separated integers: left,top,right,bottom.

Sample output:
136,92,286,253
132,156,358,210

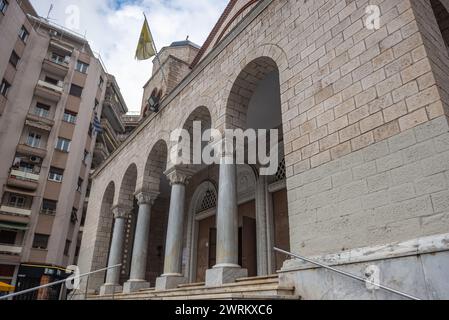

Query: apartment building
0,0,126,299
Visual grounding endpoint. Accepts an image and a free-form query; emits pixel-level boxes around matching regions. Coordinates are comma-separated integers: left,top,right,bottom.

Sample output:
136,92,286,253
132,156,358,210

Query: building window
75,61,89,74
18,25,29,43
48,167,64,183
8,195,25,208
50,52,66,65
0,230,16,245
63,110,77,124
55,137,71,152
41,199,57,215
1,79,11,97
32,234,49,250
76,178,83,192
98,76,104,88
69,84,83,97
0,0,9,15
26,132,41,148
9,50,20,68
64,240,72,255
34,103,50,118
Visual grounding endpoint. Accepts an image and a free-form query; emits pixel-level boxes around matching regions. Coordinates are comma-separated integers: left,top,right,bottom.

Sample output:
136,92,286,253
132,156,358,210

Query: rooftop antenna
186,35,189,41
46,4,54,20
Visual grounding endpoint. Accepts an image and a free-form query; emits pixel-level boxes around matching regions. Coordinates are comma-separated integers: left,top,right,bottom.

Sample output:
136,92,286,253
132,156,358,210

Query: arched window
196,188,217,213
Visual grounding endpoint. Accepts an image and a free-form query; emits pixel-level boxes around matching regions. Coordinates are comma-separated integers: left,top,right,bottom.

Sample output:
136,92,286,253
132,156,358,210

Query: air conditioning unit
49,30,59,37
30,156,41,164
63,56,71,64
57,81,64,88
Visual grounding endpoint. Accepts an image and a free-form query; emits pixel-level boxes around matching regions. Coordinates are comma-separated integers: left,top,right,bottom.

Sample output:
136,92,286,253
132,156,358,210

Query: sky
29,0,229,112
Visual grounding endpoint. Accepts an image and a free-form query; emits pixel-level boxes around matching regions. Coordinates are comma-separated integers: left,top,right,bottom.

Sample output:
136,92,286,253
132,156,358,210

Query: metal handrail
274,247,421,300
0,264,121,301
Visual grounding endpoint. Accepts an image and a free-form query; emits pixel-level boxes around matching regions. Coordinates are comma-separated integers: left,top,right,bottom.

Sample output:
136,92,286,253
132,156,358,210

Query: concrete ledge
280,232,449,272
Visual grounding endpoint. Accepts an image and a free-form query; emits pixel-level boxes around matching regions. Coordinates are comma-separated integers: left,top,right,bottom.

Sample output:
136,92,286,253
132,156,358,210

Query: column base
99,284,123,296
155,274,187,291
205,266,248,287
123,280,150,294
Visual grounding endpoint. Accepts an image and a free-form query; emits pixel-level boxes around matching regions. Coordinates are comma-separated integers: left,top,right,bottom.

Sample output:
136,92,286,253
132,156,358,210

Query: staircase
89,275,301,300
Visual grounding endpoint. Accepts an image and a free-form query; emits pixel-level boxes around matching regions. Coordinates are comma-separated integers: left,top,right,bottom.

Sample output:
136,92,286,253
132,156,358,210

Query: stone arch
89,181,115,291
139,140,169,194
224,56,281,130
117,163,138,208
430,0,449,49
185,180,218,282
172,106,213,168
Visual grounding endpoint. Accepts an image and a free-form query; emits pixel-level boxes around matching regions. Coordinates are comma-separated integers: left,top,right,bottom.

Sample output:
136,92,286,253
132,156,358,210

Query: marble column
255,175,269,276
205,157,247,286
155,167,193,290
123,191,159,294
100,205,130,296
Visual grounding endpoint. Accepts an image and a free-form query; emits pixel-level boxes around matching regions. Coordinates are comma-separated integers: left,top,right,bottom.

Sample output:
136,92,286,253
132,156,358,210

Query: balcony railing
0,244,23,255
37,80,63,93
0,205,32,217
43,56,69,77
7,169,40,191
35,80,63,102
10,169,40,181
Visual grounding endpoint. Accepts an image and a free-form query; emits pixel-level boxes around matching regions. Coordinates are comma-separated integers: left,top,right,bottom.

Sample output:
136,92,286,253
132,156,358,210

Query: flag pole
143,13,168,89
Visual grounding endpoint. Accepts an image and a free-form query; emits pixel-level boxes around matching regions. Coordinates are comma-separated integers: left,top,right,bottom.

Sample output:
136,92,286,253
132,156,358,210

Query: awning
0,222,28,231
0,282,15,292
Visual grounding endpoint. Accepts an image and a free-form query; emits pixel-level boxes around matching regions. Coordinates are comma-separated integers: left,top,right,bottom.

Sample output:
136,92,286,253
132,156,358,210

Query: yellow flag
135,17,156,60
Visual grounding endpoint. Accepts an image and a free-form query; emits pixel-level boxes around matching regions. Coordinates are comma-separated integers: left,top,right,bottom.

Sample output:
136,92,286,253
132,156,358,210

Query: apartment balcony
25,113,54,132
0,205,32,224
7,169,40,191
0,244,23,256
42,57,69,78
35,80,63,102
17,143,47,159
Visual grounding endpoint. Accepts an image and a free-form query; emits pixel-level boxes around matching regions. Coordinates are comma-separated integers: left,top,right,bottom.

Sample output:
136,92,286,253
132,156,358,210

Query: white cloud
30,0,228,112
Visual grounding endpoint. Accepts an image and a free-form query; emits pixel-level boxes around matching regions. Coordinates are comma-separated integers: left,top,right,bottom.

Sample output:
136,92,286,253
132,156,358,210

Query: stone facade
78,0,449,299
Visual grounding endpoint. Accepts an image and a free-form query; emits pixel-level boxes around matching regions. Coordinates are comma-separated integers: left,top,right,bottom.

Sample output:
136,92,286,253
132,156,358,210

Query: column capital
112,205,132,219
134,190,159,206
164,167,195,186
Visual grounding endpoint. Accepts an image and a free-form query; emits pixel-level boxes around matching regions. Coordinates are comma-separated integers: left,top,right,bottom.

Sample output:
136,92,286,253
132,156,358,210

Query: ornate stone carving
135,191,159,206
164,167,195,186
112,205,132,219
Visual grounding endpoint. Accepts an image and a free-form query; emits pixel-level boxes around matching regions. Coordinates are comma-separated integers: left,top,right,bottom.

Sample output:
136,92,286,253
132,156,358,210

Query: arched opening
89,182,115,291
226,56,290,273
117,164,138,285
431,0,449,49
180,106,212,169
141,140,170,285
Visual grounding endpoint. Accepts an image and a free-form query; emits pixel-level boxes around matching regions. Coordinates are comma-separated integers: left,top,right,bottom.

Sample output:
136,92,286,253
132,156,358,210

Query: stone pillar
255,175,269,276
123,191,159,294
100,205,130,296
205,155,247,286
155,167,193,290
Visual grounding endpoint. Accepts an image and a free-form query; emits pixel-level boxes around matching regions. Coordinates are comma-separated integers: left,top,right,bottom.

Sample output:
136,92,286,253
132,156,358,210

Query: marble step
119,293,301,301
235,274,279,283
94,282,295,300
113,286,296,300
